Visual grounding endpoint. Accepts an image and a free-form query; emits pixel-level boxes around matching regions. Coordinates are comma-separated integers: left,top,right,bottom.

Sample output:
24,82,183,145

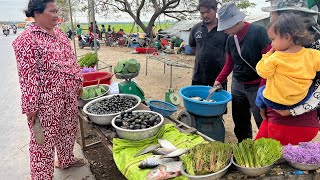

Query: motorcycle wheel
90,41,100,50
79,42,84,49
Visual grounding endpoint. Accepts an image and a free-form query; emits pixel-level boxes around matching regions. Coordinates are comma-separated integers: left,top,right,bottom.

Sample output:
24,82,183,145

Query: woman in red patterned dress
12,0,85,179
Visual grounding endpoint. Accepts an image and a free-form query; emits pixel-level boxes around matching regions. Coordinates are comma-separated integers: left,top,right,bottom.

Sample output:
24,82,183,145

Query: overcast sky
0,0,269,22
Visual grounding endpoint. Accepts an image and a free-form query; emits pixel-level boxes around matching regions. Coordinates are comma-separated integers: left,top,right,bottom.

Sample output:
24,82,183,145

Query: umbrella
25,17,35,22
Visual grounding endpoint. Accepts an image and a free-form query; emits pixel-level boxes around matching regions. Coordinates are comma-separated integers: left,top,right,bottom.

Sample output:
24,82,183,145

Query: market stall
77,76,320,180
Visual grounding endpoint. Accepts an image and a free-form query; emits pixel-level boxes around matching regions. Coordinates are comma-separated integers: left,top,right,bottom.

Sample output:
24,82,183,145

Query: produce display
86,95,138,114
114,111,162,130
114,58,140,74
81,86,108,100
78,52,98,67
282,142,320,165
232,138,282,168
180,141,232,175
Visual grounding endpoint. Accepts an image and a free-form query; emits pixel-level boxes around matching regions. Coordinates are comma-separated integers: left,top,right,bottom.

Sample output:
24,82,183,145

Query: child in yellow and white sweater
255,12,320,119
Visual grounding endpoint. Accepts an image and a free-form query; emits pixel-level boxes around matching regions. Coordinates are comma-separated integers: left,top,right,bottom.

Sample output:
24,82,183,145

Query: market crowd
11,0,320,179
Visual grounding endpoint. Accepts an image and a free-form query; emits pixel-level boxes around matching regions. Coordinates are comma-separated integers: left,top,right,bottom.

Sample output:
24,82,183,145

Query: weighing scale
116,72,146,102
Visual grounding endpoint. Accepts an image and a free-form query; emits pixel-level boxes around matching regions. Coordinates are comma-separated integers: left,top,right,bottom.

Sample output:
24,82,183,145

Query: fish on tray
139,155,177,169
162,148,189,158
135,144,161,157
135,139,177,157
152,148,175,155
158,139,177,151
147,161,182,180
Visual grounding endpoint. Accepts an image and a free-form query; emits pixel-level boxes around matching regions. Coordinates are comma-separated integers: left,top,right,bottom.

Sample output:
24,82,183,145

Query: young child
255,12,320,119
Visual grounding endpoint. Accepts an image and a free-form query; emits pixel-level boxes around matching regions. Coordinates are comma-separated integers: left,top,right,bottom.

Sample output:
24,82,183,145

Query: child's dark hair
77,24,80,28
24,0,55,17
268,12,314,46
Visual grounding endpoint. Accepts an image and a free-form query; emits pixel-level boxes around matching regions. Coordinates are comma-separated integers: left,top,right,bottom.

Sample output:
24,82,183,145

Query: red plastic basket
135,47,157,54
82,71,113,87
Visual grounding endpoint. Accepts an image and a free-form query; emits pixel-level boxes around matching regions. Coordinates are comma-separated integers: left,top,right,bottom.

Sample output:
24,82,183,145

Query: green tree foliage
222,0,256,12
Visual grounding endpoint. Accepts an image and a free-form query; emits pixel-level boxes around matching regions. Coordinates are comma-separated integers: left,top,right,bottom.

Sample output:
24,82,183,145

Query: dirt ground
74,42,320,180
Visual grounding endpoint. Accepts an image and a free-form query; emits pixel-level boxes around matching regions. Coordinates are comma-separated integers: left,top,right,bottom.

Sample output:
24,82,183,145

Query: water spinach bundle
232,138,282,168
181,141,232,175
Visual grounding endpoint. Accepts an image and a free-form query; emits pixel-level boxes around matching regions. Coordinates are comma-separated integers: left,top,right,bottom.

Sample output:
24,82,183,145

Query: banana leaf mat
113,123,206,180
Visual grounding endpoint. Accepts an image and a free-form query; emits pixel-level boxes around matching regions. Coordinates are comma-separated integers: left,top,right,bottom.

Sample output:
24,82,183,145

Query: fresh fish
190,96,214,102
135,144,161,157
158,139,177,151
139,155,176,169
162,148,189,158
147,161,182,180
152,148,175,155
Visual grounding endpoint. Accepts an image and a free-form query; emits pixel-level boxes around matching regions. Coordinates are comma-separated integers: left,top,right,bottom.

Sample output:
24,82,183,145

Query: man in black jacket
189,0,228,86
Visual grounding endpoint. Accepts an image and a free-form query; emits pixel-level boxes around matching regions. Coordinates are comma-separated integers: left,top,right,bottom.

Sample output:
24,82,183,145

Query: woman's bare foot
55,157,86,169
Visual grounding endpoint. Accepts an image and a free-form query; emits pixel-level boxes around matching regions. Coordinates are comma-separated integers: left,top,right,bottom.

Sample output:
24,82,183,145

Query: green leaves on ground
232,138,282,168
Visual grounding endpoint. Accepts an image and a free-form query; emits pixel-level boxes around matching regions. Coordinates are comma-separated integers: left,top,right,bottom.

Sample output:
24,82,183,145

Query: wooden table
77,104,320,180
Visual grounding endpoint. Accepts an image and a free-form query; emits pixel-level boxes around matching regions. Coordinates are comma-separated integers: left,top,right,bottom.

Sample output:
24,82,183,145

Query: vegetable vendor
214,2,271,142
256,0,320,145
12,0,85,179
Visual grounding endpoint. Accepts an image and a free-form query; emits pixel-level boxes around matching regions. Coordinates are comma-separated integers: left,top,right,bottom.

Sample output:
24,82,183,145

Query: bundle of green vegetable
114,58,140,74
81,86,108,100
232,138,282,168
181,141,232,175
78,53,98,67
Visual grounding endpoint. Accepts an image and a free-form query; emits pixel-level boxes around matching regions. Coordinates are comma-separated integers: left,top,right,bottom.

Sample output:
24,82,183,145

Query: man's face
200,6,216,24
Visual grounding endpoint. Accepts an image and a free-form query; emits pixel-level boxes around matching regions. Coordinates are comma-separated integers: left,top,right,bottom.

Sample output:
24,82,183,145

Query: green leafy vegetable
232,138,282,168
181,141,232,176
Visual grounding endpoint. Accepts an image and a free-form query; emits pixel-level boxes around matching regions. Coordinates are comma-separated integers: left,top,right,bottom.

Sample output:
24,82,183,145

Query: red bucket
82,72,113,87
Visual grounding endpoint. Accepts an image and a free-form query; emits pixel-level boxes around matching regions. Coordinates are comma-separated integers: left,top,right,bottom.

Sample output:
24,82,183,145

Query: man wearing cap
254,0,320,145
189,0,228,86
214,2,271,142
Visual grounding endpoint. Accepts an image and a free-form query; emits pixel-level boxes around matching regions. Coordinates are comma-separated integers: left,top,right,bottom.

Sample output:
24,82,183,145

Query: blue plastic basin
179,85,232,116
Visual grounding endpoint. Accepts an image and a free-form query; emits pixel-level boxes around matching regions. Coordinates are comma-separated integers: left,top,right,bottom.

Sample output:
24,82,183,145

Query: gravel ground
74,41,319,143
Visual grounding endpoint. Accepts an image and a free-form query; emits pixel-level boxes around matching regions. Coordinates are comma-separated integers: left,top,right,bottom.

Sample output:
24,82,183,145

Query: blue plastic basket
147,100,178,117
179,85,232,116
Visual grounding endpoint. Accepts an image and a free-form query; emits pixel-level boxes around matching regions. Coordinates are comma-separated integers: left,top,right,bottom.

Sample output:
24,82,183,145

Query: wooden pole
91,0,99,70
68,0,77,60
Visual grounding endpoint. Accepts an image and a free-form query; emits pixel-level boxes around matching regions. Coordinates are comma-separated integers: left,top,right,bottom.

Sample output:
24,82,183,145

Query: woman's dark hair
269,12,314,47
24,0,55,17
197,0,218,11
77,24,80,28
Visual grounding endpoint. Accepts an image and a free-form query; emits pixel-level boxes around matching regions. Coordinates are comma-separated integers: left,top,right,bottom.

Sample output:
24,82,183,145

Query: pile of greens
81,85,108,100
232,138,282,168
114,58,140,74
181,141,232,175
78,53,98,67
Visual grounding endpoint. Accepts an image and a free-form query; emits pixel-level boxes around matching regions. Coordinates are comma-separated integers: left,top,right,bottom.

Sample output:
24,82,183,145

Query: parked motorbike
3,29,9,36
78,32,100,50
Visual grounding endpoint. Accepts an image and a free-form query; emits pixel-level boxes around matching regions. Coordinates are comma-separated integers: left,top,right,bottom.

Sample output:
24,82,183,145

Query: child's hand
260,109,267,120
268,48,275,54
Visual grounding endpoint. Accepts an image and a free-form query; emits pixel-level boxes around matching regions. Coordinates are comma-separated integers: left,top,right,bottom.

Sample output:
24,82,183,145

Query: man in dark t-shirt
189,0,228,86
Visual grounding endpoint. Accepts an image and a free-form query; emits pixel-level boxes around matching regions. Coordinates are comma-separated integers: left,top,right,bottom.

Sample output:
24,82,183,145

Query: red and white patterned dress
12,23,82,180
